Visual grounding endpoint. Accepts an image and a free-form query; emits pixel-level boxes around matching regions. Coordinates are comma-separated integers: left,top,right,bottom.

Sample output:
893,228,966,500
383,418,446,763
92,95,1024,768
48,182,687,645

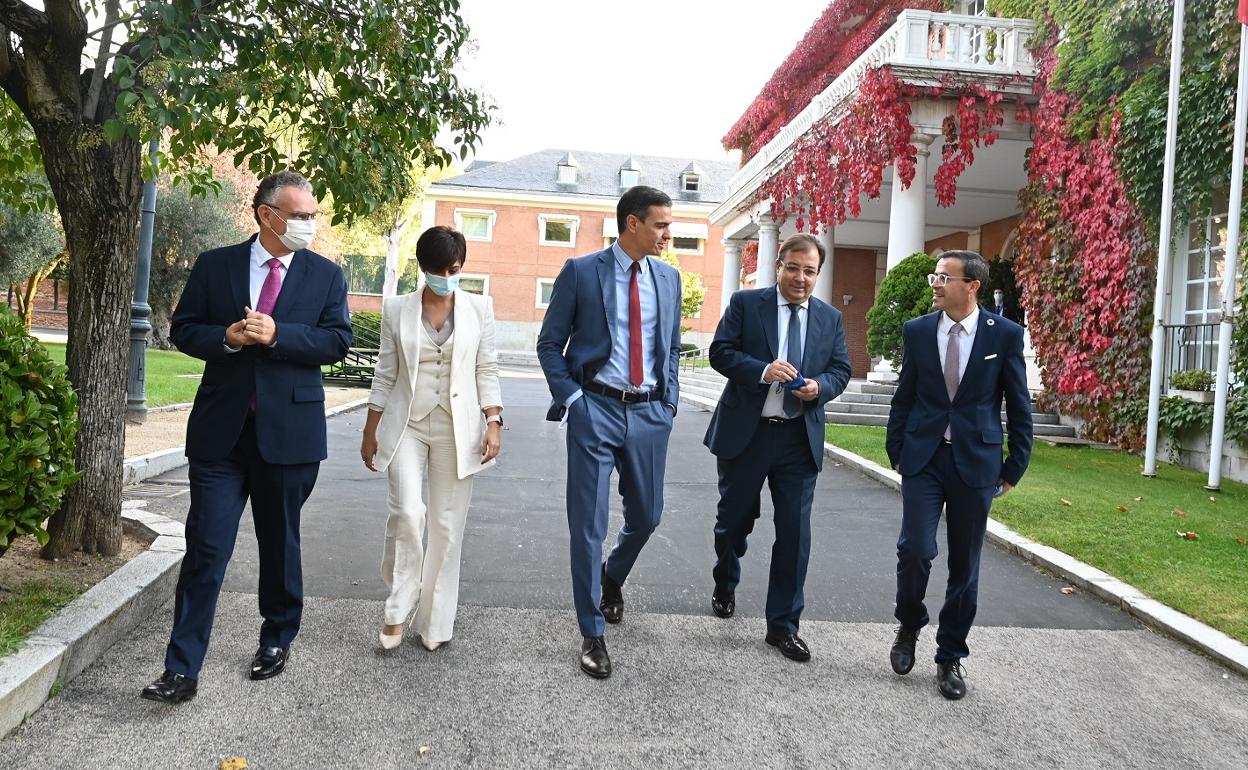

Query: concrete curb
0,507,186,739
122,397,371,485
821,441,1248,678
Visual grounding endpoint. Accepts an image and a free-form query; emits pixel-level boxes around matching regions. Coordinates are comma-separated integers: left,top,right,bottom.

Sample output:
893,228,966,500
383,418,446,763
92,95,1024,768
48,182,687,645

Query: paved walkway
3,375,1246,768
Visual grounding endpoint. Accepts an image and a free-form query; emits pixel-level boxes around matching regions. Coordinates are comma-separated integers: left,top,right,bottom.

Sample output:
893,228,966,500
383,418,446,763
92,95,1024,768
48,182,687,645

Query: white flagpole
1206,22,1248,490
1143,0,1186,477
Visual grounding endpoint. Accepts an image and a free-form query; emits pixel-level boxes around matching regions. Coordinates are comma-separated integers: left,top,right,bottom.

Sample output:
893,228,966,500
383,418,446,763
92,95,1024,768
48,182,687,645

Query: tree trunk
383,230,401,298
149,308,174,350
38,123,144,559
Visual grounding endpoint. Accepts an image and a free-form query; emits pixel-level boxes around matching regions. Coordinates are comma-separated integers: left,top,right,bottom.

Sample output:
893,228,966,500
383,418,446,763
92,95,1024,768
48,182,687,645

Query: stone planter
1168,388,1217,405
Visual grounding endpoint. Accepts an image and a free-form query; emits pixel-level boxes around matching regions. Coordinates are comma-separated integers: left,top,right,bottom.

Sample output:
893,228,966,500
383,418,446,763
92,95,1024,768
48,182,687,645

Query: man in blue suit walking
537,186,683,679
703,234,852,662
886,250,1032,700
141,171,351,704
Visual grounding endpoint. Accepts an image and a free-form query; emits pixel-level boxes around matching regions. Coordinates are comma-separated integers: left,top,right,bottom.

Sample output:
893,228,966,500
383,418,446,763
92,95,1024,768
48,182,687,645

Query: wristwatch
486,414,504,427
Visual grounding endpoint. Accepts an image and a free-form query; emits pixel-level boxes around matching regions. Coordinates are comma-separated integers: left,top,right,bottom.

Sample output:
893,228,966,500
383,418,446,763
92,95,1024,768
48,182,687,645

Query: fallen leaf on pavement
1060,498,1072,506
219,760,248,770
419,747,431,755
1060,586,1076,595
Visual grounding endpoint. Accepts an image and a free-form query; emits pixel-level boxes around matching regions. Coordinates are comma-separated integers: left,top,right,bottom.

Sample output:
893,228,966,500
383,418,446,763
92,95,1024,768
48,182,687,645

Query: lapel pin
986,318,995,326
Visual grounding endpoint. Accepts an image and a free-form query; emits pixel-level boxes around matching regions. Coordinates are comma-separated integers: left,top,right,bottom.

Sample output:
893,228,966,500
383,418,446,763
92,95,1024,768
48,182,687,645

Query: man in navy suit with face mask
141,171,351,704
886,250,1032,700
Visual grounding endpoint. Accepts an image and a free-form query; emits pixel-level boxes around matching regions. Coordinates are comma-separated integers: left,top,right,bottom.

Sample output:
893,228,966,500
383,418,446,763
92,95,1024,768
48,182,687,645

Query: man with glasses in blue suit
886,250,1033,700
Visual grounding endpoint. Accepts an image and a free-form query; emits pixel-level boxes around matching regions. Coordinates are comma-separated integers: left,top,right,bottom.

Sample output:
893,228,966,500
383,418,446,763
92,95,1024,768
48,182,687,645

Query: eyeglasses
779,262,819,279
927,273,976,287
266,204,318,222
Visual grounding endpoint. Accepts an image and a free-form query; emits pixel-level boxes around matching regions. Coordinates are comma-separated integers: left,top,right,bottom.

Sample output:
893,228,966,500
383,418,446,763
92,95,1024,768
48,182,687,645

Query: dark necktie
783,302,802,417
629,261,643,388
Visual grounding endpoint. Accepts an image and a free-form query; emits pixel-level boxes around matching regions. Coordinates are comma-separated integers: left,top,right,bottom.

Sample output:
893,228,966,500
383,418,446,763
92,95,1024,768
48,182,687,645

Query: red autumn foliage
722,0,943,162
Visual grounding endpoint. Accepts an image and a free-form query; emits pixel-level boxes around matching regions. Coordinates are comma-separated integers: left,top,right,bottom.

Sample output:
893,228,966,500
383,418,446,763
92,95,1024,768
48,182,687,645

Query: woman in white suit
360,226,503,651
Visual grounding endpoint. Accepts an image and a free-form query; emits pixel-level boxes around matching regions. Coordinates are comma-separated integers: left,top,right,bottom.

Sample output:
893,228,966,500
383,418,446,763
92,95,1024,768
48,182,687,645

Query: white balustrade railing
720,10,1036,208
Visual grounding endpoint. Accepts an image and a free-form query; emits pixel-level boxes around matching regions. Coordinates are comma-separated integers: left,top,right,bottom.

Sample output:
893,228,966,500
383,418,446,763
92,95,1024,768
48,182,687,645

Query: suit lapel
452,290,478,370
759,287,779,360
271,250,308,320
596,250,617,337
400,294,421,380
953,312,993,406
650,258,670,364
229,239,252,315
919,312,949,404
800,301,826,374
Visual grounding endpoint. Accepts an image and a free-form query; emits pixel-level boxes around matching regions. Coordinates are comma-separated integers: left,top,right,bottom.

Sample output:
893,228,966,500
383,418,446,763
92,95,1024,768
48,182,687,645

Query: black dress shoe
140,670,197,704
890,625,920,675
580,636,612,679
764,631,811,662
711,589,735,619
600,563,624,625
249,645,290,681
937,660,967,700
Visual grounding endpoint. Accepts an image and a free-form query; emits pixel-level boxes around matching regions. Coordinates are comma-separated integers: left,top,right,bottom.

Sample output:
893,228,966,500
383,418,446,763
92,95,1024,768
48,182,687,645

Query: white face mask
265,208,316,251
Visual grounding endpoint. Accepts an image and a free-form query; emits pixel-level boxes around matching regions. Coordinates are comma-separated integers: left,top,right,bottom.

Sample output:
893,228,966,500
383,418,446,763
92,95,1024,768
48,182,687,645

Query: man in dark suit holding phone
703,233,852,662
886,250,1032,700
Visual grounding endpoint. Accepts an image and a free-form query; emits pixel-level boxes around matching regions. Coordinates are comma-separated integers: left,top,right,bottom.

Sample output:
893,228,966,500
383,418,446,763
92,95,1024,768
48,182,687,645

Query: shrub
1170,369,1214,391
0,306,79,557
866,252,936,366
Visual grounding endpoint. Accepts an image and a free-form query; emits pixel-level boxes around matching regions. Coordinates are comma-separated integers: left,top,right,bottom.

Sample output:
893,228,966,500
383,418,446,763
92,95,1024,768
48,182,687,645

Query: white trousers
380,407,475,641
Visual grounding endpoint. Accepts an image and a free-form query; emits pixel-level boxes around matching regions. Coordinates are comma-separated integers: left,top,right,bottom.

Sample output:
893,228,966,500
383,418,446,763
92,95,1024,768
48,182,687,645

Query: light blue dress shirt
761,294,809,417
594,242,659,393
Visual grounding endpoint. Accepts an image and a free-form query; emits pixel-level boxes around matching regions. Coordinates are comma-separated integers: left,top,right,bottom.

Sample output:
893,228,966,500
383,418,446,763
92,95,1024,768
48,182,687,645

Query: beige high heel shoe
379,623,405,650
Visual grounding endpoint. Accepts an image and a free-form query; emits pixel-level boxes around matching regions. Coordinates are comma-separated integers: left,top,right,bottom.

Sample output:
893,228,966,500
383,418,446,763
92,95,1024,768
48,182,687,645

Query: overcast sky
455,0,832,164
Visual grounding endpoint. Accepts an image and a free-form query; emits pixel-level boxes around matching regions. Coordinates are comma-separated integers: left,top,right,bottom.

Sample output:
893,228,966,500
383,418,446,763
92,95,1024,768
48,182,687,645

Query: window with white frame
539,214,579,247
536,278,557,308
454,209,495,241
1184,207,1228,325
671,236,703,255
456,273,489,295
619,169,640,188
557,164,577,184
682,173,701,192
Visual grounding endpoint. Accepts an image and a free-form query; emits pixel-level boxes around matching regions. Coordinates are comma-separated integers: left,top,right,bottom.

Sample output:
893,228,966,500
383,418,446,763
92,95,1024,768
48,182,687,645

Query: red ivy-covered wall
722,0,943,162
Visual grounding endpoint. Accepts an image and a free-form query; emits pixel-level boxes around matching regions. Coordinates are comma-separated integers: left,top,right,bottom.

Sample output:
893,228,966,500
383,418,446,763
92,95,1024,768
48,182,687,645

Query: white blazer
367,289,503,478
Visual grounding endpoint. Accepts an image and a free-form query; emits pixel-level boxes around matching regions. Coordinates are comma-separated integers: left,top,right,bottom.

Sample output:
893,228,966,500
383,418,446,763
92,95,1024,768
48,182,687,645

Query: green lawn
0,581,82,658
44,342,204,408
825,424,1248,644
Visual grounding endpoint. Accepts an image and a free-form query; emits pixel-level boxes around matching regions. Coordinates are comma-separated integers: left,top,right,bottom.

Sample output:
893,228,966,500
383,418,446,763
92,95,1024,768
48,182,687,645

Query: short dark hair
415,226,466,274
777,233,826,269
937,250,990,284
616,186,672,234
252,170,313,224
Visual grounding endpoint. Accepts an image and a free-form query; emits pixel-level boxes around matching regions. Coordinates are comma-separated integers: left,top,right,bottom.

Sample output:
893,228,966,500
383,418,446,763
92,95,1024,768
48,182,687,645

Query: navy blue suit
164,237,351,679
537,248,682,638
703,287,852,635
886,309,1032,662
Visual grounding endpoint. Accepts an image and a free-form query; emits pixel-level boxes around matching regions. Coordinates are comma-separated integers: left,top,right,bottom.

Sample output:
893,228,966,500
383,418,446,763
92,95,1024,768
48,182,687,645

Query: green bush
0,306,79,557
866,252,936,366
1170,369,1214,391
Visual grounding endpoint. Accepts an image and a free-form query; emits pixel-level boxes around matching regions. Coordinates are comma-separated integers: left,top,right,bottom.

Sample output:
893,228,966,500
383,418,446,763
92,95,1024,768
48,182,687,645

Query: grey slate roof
433,148,739,204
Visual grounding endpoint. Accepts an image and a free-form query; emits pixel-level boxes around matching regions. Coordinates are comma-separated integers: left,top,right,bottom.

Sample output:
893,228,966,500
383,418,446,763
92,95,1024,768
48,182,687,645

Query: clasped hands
226,306,277,347
763,359,819,401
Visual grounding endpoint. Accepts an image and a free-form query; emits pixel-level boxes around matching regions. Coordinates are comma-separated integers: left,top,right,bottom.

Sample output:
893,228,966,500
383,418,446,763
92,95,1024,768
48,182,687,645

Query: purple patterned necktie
256,257,283,315
250,258,283,412
943,322,963,440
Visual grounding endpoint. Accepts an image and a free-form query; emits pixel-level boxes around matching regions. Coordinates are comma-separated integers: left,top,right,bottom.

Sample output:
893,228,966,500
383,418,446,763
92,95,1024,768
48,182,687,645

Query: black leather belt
762,416,800,424
583,381,658,404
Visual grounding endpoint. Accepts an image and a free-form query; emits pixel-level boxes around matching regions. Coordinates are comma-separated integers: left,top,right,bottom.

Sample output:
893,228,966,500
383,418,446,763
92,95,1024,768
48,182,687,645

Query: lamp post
127,137,160,422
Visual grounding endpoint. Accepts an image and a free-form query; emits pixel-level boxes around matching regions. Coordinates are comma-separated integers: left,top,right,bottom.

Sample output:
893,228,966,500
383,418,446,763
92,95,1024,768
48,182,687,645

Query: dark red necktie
629,261,643,388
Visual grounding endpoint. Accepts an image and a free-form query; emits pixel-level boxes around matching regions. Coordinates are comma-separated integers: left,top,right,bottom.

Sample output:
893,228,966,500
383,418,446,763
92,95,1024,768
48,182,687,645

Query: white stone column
756,216,780,288
814,225,835,305
886,133,934,270
720,239,742,312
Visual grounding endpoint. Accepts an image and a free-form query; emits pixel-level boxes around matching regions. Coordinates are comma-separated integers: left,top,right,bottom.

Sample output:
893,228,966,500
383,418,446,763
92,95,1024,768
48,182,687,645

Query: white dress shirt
761,292,809,418
937,306,979,385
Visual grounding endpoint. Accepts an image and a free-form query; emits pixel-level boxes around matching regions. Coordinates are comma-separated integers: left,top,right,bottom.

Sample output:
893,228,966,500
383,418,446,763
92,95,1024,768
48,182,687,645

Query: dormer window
557,152,578,185
619,157,641,189
682,173,701,192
